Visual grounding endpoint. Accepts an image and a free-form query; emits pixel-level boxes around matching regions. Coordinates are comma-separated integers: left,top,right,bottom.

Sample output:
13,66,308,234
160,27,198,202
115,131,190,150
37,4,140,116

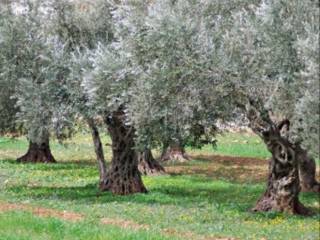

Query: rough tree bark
138,149,165,175
87,118,108,190
297,147,320,192
160,141,189,162
17,137,56,163
243,99,310,215
100,110,147,195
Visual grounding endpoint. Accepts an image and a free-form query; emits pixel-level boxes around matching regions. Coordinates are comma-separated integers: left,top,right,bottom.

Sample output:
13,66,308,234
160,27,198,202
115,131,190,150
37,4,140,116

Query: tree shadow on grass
3,176,264,208
0,159,98,171
2,157,319,218
4,176,319,218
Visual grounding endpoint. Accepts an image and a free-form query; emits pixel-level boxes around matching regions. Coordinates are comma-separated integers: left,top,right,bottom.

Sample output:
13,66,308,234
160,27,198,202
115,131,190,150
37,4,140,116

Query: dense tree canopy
0,7,19,134
0,0,318,213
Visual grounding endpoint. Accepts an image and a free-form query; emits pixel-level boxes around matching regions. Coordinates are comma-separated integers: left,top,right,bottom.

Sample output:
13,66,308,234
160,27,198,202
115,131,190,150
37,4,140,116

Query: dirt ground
165,154,270,183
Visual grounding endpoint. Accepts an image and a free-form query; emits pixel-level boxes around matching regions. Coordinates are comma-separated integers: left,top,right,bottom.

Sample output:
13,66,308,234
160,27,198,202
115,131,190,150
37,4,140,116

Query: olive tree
123,0,319,212
89,0,256,194
57,0,152,193
80,43,147,194
0,0,75,163
218,0,319,214
52,0,164,182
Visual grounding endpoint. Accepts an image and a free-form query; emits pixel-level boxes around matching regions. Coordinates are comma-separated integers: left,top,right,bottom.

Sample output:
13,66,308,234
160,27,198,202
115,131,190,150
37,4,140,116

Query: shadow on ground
0,159,98,171
1,156,319,217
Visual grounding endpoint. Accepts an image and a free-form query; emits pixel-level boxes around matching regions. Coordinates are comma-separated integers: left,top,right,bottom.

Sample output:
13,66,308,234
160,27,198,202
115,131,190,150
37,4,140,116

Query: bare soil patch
191,154,268,166
0,202,83,222
166,155,269,183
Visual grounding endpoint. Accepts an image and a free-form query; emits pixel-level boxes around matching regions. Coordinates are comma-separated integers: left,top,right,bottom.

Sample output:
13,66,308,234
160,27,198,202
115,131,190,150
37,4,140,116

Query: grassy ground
0,211,174,240
0,132,319,240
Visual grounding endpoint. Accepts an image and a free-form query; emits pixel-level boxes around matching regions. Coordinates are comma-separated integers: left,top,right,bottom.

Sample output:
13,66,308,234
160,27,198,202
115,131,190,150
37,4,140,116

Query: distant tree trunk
17,137,55,163
243,99,310,215
87,118,108,190
101,110,147,195
138,149,165,175
160,141,189,162
297,147,320,192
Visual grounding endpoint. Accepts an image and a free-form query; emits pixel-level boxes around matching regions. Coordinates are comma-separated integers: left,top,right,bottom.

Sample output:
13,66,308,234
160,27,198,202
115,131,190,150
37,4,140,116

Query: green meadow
0,133,319,240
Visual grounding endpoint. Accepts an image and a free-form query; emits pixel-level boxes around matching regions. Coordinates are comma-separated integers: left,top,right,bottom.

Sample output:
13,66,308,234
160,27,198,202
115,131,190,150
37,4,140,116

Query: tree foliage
0,0,318,199
0,5,21,133
221,0,319,157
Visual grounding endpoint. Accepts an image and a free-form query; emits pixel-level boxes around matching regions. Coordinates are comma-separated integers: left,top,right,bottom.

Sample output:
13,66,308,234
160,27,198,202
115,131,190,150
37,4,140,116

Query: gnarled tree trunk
252,139,310,215
243,100,310,215
138,149,165,175
297,147,320,193
101,110,147,195
87,118,108,190
160,142,189,162
17,137,55,163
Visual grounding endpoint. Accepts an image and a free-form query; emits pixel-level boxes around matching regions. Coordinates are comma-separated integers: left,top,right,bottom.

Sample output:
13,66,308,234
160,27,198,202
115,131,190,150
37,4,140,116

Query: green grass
0,132,319,240
190,132,271,159
0,211,175,240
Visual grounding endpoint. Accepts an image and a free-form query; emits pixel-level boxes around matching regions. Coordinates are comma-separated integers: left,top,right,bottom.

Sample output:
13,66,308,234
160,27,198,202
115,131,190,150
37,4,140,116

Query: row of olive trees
0,0,318,214
108,0,319,213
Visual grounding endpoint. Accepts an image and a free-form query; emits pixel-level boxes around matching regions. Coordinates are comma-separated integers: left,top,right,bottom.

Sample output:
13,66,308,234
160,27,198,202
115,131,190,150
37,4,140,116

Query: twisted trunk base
161,143,189,162
138,149,165,175
101,110,147,195
253,162,311,215
297,148,320,193
243,100,310,215
17,139,55,163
